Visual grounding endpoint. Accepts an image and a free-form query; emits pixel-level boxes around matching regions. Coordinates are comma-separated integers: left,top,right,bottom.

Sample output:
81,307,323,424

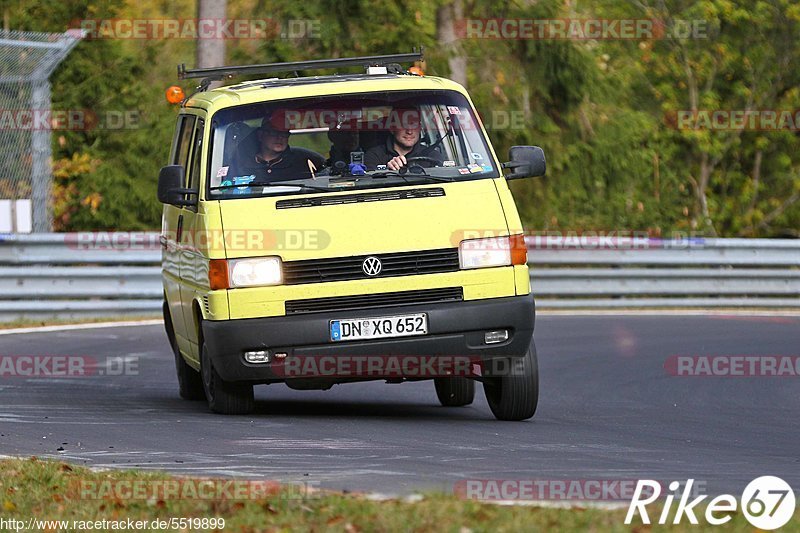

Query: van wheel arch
166,298,205,401
162,299,178,354
192,299,205,346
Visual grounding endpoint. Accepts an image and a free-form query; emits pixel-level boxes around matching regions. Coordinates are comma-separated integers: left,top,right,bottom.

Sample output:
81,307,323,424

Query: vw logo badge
362,256,382,276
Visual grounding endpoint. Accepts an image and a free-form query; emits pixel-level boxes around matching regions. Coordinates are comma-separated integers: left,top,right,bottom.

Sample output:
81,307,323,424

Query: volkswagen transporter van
158,51,546,420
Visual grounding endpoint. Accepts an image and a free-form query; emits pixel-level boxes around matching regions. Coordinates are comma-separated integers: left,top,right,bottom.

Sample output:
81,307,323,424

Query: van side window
172,115,197,169
187,119,204,192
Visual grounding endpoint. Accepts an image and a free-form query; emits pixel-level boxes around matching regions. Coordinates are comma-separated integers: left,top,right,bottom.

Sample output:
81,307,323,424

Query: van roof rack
178,48,424,91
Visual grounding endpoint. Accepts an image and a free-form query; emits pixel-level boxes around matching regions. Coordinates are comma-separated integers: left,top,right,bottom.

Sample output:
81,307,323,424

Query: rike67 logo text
626,476,795,529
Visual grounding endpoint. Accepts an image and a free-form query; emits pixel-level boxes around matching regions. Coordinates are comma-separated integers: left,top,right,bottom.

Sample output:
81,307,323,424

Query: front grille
285,287,464,315
276,187,445,209
283,248,460,285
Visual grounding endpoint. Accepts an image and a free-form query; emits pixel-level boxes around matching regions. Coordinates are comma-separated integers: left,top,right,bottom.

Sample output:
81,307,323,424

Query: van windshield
207,90,498,199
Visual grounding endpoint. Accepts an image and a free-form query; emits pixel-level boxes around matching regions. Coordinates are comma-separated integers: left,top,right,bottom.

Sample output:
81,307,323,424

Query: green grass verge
1,458,797,532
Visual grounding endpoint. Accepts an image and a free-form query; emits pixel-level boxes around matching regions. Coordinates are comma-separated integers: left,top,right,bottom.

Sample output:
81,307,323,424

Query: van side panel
180,201,228,363
161,206,186,339
493,178,531,296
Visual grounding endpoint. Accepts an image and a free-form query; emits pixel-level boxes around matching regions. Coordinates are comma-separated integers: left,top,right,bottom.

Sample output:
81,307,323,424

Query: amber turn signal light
209,259,230,290
510,234,528,265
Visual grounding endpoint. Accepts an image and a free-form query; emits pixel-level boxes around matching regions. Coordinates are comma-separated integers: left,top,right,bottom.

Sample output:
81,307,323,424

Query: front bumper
202,295,535,382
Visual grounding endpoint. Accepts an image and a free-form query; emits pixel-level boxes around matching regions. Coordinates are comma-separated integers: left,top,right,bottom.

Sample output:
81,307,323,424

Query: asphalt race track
1,314,798,498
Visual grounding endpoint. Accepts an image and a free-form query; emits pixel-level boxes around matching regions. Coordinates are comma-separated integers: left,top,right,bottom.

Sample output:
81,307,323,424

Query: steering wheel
404,156,440,166
400,155,440,174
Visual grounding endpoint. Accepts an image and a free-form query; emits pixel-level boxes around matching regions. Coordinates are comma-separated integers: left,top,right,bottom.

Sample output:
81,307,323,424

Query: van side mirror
502,146,546,179
157,165,197,207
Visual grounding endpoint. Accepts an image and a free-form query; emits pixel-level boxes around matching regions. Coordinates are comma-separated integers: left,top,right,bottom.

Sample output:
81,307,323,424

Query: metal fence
0,233,798,321
526,237,800,309
0,30,84,232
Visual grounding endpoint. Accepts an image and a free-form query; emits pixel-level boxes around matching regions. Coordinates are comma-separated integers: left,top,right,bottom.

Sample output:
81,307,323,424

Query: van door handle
176,215,184,243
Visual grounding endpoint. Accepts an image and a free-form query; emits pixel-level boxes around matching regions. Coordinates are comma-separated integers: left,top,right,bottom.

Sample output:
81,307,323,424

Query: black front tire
483,345,539,421
434,377,475,407
164,302,205,401
200,343,254,415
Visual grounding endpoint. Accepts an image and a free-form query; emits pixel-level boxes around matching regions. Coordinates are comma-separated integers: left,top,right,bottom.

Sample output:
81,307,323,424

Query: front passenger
230,113,324,182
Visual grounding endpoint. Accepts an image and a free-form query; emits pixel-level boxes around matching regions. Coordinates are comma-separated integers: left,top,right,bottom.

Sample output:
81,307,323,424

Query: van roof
177,50,471,112
183,74,469,111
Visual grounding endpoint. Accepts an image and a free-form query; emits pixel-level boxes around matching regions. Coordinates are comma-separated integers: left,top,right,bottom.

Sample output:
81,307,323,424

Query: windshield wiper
264,181,335,191
211,182,334,192
370,171,455,183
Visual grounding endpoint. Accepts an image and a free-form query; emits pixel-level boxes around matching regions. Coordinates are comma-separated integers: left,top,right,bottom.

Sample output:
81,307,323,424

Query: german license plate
330,313,428,342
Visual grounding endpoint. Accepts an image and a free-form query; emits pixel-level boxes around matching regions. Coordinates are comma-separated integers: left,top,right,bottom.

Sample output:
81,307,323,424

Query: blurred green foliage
3,0,798,236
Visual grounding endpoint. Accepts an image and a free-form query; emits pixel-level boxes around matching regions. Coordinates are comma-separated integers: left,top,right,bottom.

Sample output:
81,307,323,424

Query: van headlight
228,257,283,287
458,235,527,269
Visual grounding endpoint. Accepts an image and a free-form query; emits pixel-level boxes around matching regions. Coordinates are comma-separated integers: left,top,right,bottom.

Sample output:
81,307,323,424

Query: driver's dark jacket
364,137,444,169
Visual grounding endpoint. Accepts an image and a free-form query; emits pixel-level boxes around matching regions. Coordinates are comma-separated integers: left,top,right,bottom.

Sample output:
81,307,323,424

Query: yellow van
158,51,546,420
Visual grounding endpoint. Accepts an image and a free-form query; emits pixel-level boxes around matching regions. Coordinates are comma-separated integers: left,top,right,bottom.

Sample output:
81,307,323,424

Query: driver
364,106,443,170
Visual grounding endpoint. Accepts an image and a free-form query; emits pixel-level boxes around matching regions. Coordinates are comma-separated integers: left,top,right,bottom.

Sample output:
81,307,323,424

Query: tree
604,0,800,236
436,0,467,86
